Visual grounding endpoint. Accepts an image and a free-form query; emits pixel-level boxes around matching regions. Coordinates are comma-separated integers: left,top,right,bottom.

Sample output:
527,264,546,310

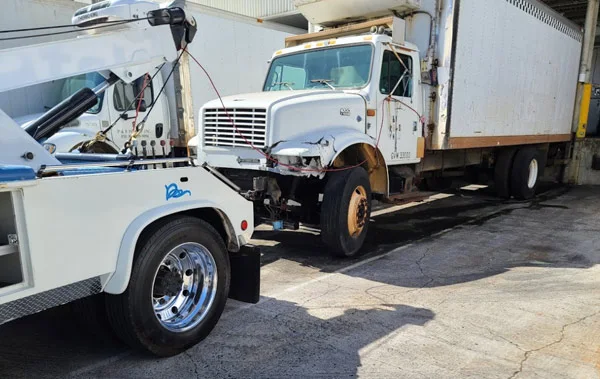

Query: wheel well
331,143,388,194
136,208,237,254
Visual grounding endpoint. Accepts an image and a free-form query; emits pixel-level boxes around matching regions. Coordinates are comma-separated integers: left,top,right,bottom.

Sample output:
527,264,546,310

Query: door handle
155,123,164,138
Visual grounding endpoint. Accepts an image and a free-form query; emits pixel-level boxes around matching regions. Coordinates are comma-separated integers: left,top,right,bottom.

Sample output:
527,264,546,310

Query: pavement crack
185,350,201,379
508,310,600,379
365,284,390,303
415,249,434,288
301,285,340,305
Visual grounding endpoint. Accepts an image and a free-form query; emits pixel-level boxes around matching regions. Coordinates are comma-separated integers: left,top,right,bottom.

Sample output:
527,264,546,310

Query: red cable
132,74,150,132
186,49,394,173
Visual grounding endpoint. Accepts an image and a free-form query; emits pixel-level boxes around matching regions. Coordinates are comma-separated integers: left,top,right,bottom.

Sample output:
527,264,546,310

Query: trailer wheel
105,216,230,357
494,148,517,199
511,147,542,200
321,167,371,257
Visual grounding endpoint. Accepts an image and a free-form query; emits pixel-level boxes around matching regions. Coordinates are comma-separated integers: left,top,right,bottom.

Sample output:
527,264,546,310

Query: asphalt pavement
0,184,598,378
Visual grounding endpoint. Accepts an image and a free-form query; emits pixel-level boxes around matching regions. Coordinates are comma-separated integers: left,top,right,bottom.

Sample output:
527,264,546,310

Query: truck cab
199,31,422,172
17,70,174,156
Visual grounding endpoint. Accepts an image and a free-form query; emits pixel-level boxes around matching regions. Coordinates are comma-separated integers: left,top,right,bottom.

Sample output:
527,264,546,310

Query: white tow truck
0,0,259,357
194,0,581,257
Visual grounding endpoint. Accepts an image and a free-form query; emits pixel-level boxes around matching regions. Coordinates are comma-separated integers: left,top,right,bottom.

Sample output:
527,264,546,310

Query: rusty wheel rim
347,185,368,237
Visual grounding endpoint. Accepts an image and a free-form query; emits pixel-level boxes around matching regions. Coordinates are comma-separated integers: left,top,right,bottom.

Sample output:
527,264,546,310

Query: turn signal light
367,109,376,117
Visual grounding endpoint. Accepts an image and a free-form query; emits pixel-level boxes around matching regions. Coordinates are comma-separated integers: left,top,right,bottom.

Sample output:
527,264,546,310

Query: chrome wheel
152,242,217,333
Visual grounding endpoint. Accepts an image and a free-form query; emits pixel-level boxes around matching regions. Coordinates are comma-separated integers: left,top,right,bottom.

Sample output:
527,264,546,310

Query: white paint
0,0,255,311
295,0,421,26
0,165,254,304
0,0,82,118
0,109,61,171
0,21,177,93
448,0,581,139
198,0,582,184
14,1,302,155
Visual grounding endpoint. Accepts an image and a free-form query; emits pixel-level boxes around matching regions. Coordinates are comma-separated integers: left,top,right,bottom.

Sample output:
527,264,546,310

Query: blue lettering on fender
165,183,192,201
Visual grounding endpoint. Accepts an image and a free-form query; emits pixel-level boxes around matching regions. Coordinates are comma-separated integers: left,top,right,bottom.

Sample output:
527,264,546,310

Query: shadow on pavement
0,297,435,378
254,184,599,288
0,302,126,379
83,298,435,378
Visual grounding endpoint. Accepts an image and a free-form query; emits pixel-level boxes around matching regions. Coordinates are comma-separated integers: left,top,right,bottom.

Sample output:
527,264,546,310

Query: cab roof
271,34,419,60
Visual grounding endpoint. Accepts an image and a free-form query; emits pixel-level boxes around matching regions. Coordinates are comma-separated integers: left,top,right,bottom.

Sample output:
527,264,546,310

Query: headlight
187,145,198,157
43,143,56,154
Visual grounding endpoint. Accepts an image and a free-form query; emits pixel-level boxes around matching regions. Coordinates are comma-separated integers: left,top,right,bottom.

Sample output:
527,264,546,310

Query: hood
13,112,45,129
202,89,349,110
14,111,99,131
201,89,367,149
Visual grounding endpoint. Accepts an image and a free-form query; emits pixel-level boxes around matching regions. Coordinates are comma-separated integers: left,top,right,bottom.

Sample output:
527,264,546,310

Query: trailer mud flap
228,245,261,304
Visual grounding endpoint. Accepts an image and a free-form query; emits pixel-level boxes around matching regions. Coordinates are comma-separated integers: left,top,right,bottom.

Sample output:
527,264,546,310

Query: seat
330,66,364,87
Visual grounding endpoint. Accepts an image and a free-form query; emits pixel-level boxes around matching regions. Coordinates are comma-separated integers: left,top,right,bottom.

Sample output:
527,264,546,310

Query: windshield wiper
310,79,336,90
272,82,295,91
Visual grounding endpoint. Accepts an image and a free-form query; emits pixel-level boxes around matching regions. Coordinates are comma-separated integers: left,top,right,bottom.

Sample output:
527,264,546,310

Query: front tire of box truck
105,216,230,357
321,167,372,258
511,147,542,200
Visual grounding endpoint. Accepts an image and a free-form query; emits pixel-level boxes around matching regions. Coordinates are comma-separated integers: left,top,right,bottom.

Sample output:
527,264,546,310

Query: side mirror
138,100,147,112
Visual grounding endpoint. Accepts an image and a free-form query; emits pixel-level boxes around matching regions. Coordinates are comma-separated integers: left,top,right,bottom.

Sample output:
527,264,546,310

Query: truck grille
203,108,267,148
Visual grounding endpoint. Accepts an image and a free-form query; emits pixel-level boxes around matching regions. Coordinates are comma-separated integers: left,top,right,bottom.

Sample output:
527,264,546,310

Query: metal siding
448,0,582,140
186,0,296,17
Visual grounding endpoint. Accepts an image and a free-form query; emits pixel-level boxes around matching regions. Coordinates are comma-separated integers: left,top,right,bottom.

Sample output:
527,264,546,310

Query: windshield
264,44,373,91
60,72,105,114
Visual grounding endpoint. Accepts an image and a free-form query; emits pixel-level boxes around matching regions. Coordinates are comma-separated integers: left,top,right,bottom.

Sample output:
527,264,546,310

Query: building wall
0,0,82,118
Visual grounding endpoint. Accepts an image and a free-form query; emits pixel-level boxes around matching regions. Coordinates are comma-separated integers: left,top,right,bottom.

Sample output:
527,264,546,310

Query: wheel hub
348,185,369,237
527,159,538,189
153,267,184,298
151,243,217,333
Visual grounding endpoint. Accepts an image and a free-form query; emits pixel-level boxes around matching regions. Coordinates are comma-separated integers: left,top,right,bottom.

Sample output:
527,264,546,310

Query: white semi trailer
194,0,583,257
14,1,303,158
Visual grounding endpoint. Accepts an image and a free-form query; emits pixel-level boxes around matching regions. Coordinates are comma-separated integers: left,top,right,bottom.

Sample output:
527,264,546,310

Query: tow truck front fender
103,200,235,294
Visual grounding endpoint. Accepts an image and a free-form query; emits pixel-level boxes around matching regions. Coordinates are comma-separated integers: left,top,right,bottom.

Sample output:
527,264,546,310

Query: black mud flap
228,245,261,304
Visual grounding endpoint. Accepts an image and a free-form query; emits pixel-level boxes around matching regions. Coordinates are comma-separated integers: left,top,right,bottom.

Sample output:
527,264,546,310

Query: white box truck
194,0,582,257
14,1,304,157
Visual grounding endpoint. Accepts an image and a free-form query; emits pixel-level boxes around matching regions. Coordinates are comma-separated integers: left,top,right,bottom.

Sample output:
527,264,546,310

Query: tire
511,147,542,200
494,148,517,199
321,167,372,258
105,216,230,357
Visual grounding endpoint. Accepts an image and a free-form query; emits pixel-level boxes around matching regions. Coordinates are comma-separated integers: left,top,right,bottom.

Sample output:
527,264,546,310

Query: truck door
108,74,169,156
375,48,421,164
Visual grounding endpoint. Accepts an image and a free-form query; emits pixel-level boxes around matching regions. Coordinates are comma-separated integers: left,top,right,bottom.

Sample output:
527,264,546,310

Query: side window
379,50,412,98
113,75,153,112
